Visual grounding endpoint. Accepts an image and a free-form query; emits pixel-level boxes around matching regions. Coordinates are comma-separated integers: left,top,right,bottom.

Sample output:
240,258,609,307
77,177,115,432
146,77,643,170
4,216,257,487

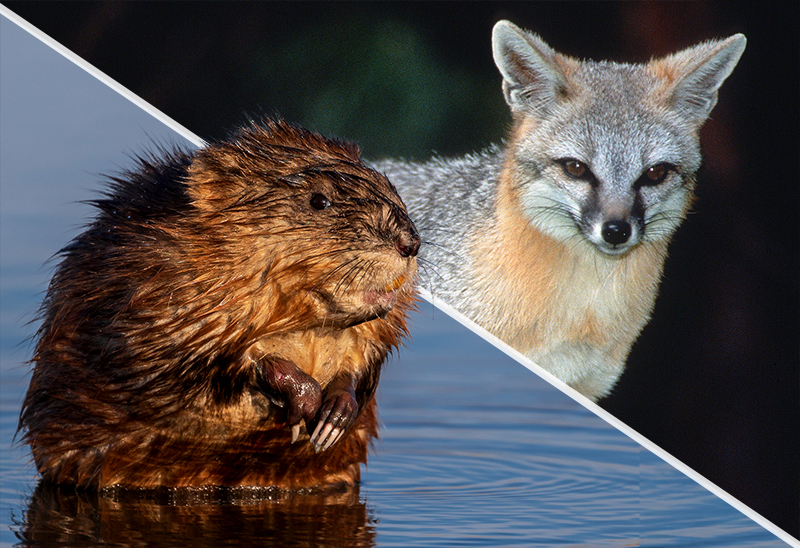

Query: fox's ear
657,34,746,125
491,20,576,117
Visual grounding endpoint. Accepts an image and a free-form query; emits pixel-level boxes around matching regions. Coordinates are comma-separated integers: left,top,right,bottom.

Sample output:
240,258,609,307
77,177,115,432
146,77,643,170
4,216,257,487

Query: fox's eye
560,159,591,180
310,193,331,210
639,163,672,186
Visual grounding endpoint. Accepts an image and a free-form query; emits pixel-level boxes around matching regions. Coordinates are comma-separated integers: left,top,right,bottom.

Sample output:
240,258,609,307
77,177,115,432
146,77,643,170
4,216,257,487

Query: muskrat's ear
185,152,249,212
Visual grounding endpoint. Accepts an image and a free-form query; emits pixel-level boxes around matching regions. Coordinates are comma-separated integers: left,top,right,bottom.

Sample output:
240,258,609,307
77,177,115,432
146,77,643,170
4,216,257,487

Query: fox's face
493,22,745,256
508,69,701,256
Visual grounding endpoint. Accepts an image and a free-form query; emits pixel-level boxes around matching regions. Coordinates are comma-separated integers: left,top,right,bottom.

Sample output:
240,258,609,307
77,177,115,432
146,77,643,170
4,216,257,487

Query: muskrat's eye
310,193,331,210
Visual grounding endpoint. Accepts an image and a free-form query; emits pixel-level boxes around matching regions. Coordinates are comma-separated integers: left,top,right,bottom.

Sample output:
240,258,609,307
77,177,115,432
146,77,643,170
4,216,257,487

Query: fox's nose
601,220,631,246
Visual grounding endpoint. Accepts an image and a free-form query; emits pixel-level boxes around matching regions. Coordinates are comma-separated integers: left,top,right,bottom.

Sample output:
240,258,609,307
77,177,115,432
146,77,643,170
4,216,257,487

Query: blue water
0,11,792,547
1,306,788,546
1,304,789,547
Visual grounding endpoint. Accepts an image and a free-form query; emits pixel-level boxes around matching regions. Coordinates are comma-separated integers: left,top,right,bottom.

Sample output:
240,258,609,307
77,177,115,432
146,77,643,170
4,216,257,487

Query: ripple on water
361,352,787,548
363,392,638,545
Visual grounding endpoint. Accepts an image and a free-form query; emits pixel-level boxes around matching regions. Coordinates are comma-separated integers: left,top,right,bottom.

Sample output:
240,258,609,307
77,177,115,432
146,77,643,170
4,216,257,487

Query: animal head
492,20,746,256
184,118,420,329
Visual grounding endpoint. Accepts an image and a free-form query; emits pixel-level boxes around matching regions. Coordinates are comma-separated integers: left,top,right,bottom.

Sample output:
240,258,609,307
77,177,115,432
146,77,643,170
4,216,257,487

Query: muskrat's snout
395,225,421,258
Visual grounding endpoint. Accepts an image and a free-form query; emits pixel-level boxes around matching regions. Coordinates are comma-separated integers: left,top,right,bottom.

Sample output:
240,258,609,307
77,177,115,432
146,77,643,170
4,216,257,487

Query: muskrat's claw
291,423,302,444
309,389,358,452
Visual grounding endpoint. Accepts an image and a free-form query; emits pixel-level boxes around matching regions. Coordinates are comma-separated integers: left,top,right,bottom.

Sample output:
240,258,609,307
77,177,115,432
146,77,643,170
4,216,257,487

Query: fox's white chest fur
466,166,670,400
376,20,745,401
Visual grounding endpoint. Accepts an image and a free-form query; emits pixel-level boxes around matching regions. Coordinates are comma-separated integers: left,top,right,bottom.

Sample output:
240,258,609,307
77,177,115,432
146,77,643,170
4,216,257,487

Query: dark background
4,1,798,537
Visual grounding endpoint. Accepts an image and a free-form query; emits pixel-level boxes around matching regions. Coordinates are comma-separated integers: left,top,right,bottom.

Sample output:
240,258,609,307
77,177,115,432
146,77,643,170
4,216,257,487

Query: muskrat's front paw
309,390,358,452
284,376,323,444
255,357,323,442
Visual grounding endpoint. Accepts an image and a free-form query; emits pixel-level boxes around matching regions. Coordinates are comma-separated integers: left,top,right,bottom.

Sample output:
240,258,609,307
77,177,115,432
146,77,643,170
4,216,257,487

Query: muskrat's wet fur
19,118,419,490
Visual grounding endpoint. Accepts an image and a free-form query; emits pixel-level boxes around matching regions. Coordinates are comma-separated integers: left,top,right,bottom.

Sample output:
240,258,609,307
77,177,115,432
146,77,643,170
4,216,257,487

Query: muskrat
18,118,419,490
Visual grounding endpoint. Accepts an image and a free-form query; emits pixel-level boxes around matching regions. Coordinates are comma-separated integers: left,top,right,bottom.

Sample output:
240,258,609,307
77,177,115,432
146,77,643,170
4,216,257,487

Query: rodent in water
18,118,420,490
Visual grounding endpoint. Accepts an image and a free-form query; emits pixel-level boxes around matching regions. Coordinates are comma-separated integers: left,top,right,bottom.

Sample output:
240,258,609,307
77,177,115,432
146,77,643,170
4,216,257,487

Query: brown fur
19,118,419,490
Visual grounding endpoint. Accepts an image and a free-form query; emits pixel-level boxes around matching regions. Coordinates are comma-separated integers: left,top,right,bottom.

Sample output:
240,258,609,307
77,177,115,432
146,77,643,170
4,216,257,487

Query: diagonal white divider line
1,5,796,546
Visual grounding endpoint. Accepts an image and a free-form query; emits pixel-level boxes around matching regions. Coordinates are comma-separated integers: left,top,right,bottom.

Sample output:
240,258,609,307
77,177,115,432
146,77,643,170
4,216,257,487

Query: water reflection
17,482,375,547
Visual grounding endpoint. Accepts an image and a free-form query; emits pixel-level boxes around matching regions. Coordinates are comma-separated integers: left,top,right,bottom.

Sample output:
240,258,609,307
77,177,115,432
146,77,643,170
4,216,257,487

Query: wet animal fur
19,118,419,490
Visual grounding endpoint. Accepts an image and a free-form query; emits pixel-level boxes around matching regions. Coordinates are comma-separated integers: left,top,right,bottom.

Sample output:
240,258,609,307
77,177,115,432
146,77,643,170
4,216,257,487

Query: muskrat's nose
395,229,421,258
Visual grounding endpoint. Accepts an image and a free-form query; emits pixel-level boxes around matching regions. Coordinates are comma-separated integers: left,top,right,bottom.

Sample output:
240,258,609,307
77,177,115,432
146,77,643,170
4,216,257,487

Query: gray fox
375,20,746,401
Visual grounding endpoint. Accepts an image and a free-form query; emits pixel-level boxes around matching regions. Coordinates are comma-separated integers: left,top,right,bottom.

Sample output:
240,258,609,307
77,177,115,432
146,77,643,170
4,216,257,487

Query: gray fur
375,147,504,313
373,21,745,400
